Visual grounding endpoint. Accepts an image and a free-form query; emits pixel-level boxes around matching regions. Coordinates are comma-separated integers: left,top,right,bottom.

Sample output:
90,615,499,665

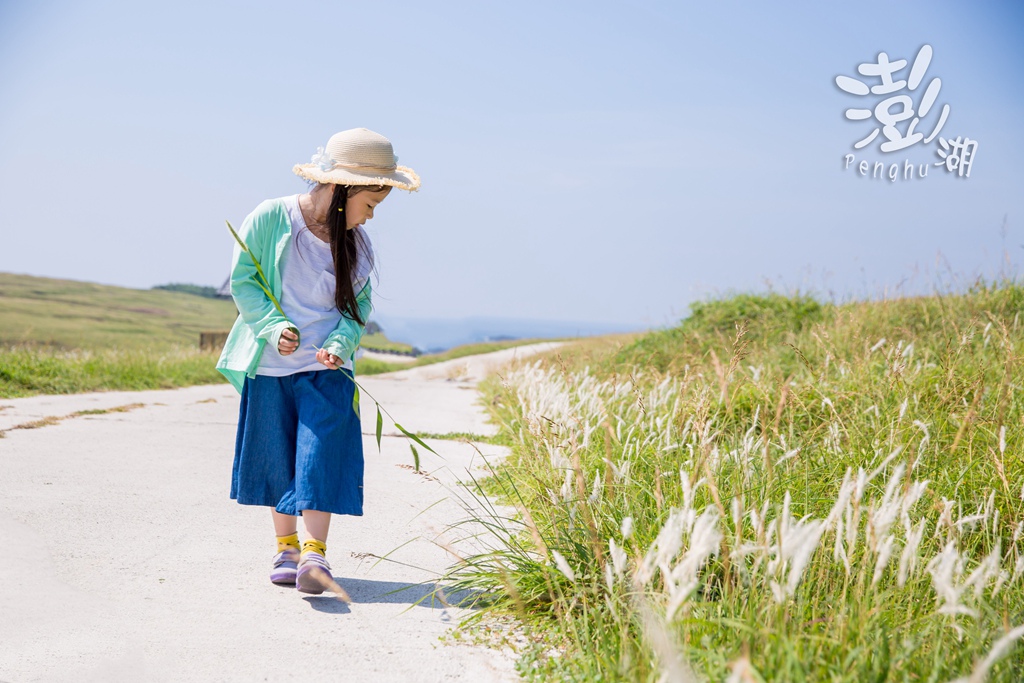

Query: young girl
216,128,420,594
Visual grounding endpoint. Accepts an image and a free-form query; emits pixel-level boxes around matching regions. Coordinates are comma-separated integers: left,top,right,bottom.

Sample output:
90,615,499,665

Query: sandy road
0,342,561,683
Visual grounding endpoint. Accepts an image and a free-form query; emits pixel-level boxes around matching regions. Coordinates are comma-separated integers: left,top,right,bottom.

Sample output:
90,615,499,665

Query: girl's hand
316,347,342,370
278,328,299,356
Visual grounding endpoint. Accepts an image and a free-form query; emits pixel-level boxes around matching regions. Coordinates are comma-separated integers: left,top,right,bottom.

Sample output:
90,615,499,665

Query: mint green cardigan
215,197,373,393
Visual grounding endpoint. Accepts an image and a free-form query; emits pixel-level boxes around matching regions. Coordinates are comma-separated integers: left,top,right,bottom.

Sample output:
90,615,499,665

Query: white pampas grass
927,542,978,619
609,538,628,579
621,516,634,540
551,550,576,583
665,509,722,620
898,519,928,587
945,624,1024,683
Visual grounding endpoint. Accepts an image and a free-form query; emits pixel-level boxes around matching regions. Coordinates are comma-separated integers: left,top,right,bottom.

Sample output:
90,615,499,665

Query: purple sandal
270,548,299,585
296,552,333,595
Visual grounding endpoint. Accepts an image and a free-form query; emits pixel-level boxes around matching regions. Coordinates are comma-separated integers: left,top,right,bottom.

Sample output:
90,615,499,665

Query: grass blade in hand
225,220,299,341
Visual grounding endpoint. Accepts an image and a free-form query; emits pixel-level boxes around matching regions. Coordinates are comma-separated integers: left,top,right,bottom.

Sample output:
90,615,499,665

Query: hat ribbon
311,146,398,174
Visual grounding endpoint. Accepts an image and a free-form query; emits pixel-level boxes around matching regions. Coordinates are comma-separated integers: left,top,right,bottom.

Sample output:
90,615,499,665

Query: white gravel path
0,342,561,683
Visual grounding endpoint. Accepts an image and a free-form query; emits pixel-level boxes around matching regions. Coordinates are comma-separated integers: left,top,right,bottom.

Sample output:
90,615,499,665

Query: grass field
0,273,567,396
445,283,1024,681
0,272,239,350
0,273,236,397
0,346,225,398
360,331,417,354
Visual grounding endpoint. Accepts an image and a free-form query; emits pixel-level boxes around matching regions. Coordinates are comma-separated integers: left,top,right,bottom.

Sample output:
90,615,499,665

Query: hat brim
293,163,420,191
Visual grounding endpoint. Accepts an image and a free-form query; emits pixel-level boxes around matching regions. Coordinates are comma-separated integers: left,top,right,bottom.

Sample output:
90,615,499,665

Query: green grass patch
353,357,409,375
0,346,225,398
360,332,417,354
414,430,511,446
445,281,1024,682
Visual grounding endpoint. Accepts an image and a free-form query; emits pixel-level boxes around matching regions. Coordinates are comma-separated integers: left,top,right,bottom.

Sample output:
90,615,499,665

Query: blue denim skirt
230,369,364,516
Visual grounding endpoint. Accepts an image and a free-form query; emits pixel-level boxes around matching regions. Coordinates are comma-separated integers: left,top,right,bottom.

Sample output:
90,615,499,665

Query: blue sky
1,1,1022,329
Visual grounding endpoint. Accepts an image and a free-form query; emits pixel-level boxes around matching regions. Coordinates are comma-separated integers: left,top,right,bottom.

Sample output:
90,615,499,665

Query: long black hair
326,184,375,325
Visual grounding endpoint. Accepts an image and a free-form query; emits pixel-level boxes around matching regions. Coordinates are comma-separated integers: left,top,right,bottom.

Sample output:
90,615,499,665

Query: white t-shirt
256,195,373,375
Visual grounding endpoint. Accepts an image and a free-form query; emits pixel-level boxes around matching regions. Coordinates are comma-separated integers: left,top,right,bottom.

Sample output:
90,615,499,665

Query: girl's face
345,187,391,231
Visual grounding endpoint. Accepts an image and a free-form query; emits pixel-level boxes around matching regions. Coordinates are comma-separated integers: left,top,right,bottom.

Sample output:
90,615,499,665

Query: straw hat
293,128,420,191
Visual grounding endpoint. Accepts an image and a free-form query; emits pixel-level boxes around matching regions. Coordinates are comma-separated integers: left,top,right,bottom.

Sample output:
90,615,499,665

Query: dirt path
0,342,561,682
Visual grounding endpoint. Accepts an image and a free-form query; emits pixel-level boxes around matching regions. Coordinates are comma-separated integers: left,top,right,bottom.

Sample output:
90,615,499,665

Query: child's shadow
302,577,482,616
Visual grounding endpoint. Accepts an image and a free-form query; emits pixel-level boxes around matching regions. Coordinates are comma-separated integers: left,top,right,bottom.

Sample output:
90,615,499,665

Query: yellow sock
276,533,300,553
301,538,327,557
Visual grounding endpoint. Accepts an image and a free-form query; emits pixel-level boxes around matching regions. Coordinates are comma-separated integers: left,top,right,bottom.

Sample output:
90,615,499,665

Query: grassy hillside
0,272,558,396
360,331,417,354
0,272,239,351
451,282,1024,681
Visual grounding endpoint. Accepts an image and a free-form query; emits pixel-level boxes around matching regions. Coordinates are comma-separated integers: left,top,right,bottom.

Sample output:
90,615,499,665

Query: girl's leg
272,510,298,537
296,510,333,594
301,509,331,542
270,510,301,586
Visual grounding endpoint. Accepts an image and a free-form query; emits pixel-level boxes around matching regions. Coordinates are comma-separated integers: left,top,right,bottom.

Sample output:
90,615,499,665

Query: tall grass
445,283,1024,681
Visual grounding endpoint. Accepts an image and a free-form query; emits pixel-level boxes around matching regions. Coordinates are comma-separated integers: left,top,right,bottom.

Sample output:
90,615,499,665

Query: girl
216,128,420,594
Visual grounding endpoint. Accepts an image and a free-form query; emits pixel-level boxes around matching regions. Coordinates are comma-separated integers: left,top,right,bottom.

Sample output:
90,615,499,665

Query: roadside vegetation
446,283,1024,681
0,346,224,398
